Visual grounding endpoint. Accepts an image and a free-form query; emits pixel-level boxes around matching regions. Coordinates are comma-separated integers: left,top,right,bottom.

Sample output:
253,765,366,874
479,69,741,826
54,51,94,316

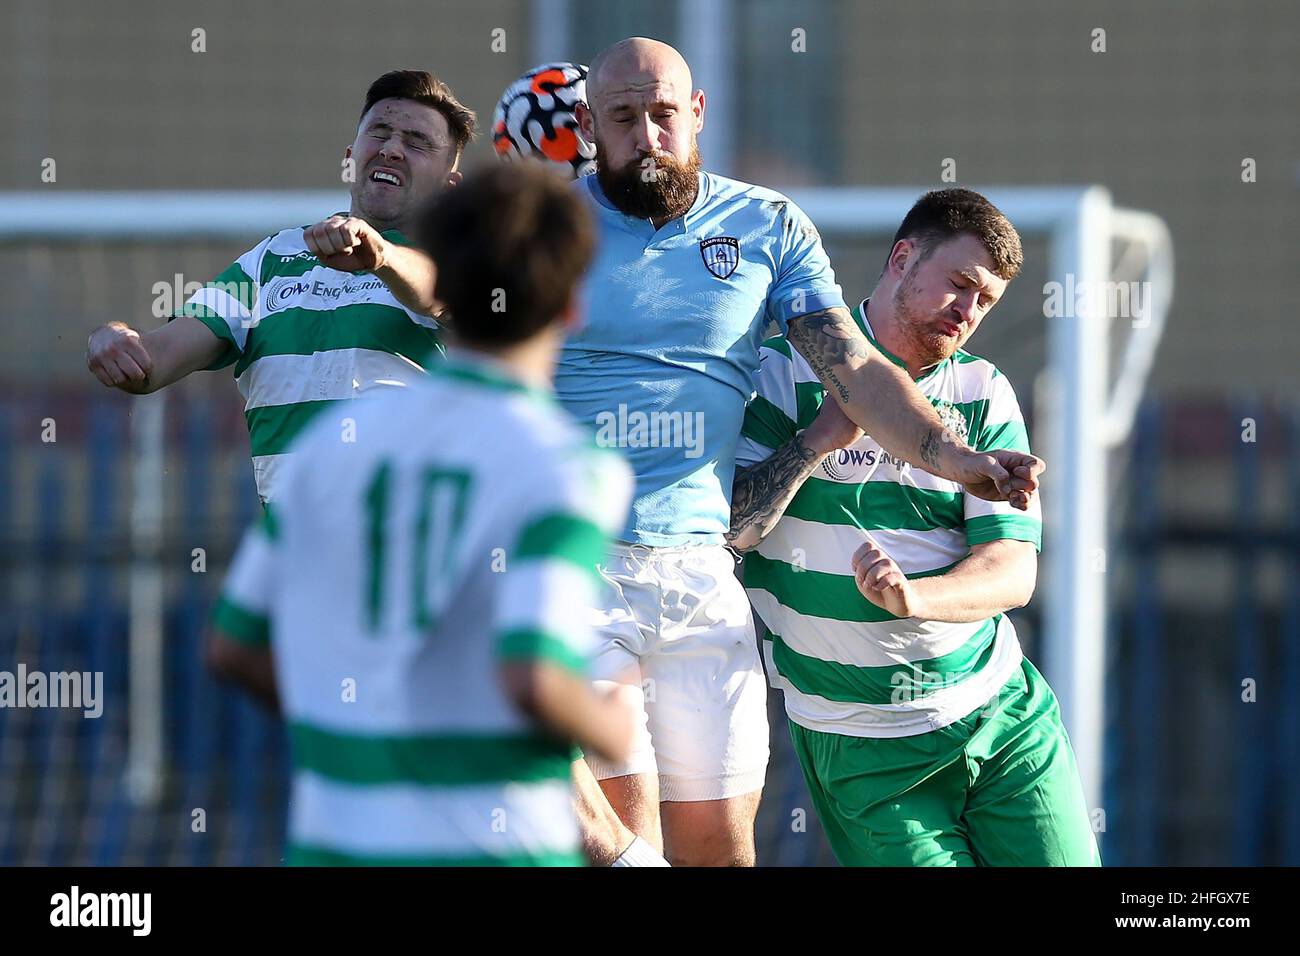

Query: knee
665,825,756,867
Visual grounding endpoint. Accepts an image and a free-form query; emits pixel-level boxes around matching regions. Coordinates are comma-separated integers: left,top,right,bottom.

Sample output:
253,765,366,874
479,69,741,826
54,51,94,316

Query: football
492,61,596,179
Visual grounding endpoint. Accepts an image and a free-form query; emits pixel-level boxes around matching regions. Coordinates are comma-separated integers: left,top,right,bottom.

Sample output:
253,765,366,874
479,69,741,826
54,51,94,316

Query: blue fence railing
0,394,288,865
1103,397,1300,866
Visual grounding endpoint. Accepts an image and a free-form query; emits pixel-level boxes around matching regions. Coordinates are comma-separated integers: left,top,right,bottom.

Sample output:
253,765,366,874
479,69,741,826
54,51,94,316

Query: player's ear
888,239,915,278
446,168,463,188
576,101,595,141
692,89,705,134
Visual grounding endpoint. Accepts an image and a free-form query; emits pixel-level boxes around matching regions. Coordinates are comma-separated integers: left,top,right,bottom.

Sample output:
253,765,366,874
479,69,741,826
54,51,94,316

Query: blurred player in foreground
732,188,1098,866
86,69,471,502
206,163,638,866
484,60,671,867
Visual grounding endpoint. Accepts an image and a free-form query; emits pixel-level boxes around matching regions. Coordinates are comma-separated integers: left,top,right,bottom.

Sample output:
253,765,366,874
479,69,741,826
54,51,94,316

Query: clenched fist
949,447,1044,512
87,321,153,390
852,540,922,619
303,215,389,273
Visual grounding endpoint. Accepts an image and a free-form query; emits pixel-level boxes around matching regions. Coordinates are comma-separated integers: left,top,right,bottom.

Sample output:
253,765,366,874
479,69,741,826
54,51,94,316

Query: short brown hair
418,164,595,347
891,188,1023,280
360,70,477,161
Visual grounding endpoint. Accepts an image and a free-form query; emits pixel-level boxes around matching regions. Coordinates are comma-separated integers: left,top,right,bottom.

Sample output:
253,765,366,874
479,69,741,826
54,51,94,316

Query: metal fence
1101,398,1300,866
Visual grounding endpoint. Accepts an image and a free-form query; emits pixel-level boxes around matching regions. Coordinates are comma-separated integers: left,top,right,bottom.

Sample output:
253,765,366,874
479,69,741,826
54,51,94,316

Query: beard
595,142,702,222
891,275,962,368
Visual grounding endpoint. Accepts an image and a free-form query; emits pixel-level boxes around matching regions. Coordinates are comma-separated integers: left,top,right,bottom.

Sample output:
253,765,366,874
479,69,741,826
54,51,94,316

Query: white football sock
611,836,671,867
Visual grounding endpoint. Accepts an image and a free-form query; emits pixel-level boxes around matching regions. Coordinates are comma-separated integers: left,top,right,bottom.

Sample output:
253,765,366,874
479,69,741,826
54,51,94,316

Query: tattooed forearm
728,433,824,551
790,306,964,480
920,428,942,468
786,307,871,405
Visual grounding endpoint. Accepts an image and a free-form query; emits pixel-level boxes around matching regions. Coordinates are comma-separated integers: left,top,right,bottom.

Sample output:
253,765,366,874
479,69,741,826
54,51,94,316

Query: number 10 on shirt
363,462,473,633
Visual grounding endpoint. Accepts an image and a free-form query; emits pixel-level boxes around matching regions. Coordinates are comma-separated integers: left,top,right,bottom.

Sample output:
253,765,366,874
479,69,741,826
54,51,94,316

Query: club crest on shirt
934,400,970,443
699,236,740,279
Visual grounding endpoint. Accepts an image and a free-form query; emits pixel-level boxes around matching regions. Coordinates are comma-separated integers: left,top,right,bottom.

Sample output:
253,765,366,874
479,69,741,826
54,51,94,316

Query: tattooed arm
785,307,1042,507
729,398,864,551
729,436,821,552
786,306,954,470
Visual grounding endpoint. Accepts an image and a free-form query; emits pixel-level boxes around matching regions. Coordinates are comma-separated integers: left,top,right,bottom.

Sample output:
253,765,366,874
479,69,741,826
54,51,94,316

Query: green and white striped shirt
177,224,443,502
213,355,633,866
736,300,1041,738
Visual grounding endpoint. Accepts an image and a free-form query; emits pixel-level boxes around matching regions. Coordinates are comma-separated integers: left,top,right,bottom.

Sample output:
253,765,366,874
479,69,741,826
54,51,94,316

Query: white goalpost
4,186,1171,817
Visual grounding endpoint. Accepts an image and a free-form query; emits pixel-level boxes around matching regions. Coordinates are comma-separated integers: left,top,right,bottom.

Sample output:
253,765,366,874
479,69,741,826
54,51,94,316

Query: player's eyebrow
954,269,990,290
364,120,437,147
604,92,679,114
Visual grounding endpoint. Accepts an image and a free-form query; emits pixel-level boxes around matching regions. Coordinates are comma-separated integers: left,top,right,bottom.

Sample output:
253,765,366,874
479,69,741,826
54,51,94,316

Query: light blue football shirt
555,171,844,546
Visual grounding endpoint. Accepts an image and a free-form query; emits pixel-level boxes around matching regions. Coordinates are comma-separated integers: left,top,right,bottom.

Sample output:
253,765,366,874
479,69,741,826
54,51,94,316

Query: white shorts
582,542,770,802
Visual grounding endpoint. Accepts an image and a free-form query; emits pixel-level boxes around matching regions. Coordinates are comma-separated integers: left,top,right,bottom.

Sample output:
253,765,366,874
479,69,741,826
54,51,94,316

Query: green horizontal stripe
965,513,1042,549
206,261,259,308
745,554,956,623
289,722,574,786
514,512,606,577
245,399,344,458
259,255,328,283
288,844,584,867
793,380,828,430
234,302,441,376
761,335,793,359
173,266,259,367
217,263,257,303
978,420,1030,453
786,475,965,532
766,616,999,705
211,596,270,647
741,394,795,452
497,628,589,675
